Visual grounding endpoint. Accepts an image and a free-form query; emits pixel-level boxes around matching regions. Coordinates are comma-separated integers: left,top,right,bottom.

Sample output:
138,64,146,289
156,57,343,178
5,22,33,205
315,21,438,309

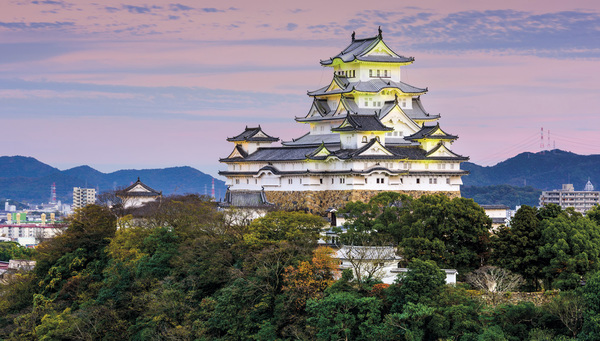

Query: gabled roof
332,114,393,132
304,98,332,119
406,123,458,141
118,178,162,197
306,142,334,160
308,78,427,97
227,126,279,142
222,145,248,161
379,97,439,122
350,138,394,157
321,29,414,66
425,142,469,160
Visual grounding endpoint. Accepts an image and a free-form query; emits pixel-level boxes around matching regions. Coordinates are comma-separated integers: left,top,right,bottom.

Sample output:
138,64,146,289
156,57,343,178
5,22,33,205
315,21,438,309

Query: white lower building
540,182,600,214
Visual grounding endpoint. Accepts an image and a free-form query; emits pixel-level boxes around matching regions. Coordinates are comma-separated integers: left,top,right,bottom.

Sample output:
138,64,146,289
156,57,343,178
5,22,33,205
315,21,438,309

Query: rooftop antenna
211,178,215,199
540,127,545,155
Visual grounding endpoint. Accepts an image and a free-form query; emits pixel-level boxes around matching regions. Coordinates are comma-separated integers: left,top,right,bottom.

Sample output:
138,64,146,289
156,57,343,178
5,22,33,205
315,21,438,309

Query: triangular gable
128,184,151,193
428,125,455,138
336,116,353,129
379,104,421,133
333,99,350,116
362,40,397,57
325,77,346,93
253,131,268,138
227,145,247,159
426,143,462,158
307,143,332,159
305,100,327,118
356,139,394,157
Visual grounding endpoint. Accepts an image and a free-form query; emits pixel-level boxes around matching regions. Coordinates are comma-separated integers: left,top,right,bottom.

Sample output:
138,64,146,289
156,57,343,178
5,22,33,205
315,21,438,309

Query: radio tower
540,127,544,149
547,130,551,149
211,178,215,199
51,182,57,203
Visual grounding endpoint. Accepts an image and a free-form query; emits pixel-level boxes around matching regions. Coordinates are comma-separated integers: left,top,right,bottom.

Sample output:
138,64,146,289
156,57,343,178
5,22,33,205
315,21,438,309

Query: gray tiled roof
282,133,341,147
331,114,393,132
221,189,272,208
223,139,467,163
308,78,426,96
227,126,279,142
320,33,413,66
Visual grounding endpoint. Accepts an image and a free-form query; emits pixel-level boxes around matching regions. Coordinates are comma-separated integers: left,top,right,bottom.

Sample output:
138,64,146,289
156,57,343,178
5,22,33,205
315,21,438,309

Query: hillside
463,149,600,191
0,156,227,203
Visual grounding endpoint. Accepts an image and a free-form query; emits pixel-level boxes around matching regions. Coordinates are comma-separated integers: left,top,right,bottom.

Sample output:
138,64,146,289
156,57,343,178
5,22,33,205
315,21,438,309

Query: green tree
245,211,326,249
388,259,446,313
580,270,600,340
0,241,35,262
306,292,387,341
491,205,544,289
538,215,600,290
398,195,491,274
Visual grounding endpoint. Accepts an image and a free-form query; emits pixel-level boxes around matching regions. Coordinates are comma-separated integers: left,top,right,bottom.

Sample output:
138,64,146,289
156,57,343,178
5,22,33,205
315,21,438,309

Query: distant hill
463,149,600,191
0,156,227,203
0,156,60,178
461,185,542,208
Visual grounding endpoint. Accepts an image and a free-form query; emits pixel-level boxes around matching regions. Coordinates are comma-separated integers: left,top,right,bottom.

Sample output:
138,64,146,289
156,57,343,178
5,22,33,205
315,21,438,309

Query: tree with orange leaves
282,247,338,310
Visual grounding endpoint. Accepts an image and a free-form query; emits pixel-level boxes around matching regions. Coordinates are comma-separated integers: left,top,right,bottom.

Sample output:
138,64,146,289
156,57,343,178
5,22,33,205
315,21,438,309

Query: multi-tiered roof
219,29,468,204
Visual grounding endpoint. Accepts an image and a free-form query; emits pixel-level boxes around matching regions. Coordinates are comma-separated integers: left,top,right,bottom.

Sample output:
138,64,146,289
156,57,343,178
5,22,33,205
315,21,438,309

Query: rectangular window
235,179,240,184
446,178,450,185
416,178,420,184
377,70,380,77
288,179,293,184
320,178,323,184
369,69,373,77
246,179,249,184
300,178,303,184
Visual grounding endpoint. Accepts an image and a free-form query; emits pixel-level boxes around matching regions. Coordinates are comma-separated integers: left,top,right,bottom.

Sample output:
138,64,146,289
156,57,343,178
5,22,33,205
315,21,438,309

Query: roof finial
394,93,398,104
378,26,382,38
137,176,140,182
351,31,355,41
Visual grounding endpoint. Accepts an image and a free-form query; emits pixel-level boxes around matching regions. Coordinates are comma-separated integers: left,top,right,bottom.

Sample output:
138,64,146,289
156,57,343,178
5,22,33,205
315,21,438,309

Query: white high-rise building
72,187,96,210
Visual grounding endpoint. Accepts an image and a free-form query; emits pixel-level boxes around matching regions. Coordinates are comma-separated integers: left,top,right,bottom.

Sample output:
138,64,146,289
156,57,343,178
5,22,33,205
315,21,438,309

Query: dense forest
2,193,600,340
461,185,542,207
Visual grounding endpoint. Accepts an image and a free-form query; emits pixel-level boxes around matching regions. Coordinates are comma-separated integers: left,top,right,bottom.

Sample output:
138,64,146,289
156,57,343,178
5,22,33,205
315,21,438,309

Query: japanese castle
220,29,468,213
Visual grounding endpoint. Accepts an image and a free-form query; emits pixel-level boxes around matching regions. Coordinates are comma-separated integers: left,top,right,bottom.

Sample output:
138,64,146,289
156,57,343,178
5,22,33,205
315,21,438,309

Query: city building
219,29,468,214
539,182,600,214
72,187,96,210
480,204,510,230
116,178,162,209
334,245,457,284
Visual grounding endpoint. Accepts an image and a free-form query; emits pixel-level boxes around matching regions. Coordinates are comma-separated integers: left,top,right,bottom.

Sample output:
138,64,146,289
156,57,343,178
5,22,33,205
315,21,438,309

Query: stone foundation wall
264,190,461,215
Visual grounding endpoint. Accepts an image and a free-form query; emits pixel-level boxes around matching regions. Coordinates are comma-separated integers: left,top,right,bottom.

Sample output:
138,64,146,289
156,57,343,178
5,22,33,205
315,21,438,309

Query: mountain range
462,149,599,191
0,156,227,203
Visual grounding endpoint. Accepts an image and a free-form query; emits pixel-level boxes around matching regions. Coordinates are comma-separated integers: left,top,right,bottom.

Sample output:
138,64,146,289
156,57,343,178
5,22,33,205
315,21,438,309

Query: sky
2,0,600,178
